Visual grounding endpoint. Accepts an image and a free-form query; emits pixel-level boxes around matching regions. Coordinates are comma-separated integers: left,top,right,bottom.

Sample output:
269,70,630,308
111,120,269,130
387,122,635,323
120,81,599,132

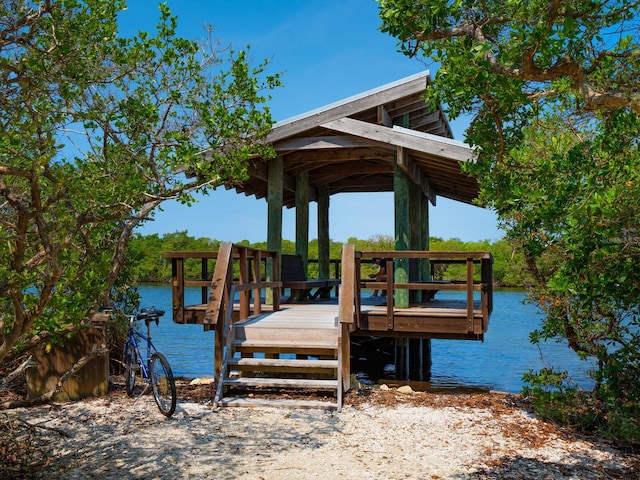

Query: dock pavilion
165,71,493,410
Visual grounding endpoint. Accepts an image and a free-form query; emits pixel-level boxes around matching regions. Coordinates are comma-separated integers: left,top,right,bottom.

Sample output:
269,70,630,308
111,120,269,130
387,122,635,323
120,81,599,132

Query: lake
137,284,595,394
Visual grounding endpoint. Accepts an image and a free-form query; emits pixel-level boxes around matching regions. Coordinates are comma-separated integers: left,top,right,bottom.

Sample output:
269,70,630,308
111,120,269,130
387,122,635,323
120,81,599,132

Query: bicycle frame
125,318,157,383
121,306,176,417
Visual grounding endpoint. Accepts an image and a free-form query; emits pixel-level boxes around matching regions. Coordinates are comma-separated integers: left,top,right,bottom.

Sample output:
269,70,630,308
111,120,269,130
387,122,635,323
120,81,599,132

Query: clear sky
121,0,502,243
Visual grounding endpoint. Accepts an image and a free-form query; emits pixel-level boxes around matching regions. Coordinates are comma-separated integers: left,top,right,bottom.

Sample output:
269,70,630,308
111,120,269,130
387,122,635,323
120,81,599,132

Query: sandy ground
3,382,639,480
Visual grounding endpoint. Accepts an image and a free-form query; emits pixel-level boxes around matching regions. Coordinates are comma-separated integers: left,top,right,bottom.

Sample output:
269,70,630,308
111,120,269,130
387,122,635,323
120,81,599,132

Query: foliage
0,1,281,366
378,0,640,444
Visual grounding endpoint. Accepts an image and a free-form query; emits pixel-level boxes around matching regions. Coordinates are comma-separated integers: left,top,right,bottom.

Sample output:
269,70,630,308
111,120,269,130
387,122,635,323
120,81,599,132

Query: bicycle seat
137,306,165,321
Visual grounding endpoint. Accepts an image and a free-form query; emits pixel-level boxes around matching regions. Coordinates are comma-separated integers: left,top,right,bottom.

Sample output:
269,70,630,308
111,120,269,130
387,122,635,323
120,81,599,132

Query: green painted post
266,156,283,304
394,163,409,308
421,192,431,283
317,184,330,281
295,172,309,274
408,178,422,303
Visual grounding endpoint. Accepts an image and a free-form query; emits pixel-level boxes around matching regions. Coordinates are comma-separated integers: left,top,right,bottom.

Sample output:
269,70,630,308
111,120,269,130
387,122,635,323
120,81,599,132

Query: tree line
127,230,529,287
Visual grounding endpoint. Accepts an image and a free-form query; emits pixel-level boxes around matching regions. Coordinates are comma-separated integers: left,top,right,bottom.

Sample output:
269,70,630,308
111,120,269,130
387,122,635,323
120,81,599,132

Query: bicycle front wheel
150,352,177,417
124,342,137,397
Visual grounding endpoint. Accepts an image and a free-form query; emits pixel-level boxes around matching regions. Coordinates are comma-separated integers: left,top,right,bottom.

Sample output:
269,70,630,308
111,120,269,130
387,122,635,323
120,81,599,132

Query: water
428,290,595,393
137,284,595,394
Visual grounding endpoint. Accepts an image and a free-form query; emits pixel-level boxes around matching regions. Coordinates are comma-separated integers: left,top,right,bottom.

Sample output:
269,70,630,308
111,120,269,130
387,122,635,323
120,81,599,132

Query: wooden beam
320,117,475,163
396,146,437,205
247,161,296,194
274,135,384,152
377,105,392,127
283,146,394,164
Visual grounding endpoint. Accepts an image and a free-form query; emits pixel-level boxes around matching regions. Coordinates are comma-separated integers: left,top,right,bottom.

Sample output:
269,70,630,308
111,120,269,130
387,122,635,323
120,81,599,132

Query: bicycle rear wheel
150,352,177,417
124,342,137,397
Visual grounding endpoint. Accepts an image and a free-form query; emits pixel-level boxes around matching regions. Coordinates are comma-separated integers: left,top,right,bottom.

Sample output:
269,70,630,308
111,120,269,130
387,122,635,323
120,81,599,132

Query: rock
379,384,390,391
189,378,215,386
397,385,414,394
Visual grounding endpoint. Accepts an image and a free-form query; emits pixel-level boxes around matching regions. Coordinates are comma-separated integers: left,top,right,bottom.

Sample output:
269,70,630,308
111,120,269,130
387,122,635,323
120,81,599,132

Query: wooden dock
164,243,493,410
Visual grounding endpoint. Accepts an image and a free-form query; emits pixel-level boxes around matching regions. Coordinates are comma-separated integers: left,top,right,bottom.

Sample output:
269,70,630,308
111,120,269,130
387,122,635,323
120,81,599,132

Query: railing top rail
163,245,279,259
359,250,493,260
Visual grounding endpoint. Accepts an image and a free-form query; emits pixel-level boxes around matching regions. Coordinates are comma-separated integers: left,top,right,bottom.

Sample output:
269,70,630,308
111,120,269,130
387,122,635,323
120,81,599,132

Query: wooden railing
164,245,281,326
165,244,282,379
339,248,493,339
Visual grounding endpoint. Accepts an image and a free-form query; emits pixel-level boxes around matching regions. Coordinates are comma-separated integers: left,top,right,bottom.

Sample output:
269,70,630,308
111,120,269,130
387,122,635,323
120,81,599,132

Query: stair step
233,328,338,345
232,340,338,356
223,377,338,390
218,396,339,411
228,358,338,369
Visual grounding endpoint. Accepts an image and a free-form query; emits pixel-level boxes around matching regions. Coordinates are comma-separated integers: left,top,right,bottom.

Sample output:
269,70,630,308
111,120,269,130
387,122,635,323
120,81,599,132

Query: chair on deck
281,254,340,303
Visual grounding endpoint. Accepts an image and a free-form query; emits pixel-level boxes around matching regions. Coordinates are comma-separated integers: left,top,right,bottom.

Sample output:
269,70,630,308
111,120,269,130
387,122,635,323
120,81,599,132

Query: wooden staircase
165,243,348,411
215,309,342,410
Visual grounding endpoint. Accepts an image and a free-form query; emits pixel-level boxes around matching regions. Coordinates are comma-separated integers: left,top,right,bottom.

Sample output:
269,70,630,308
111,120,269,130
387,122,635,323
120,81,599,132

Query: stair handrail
338,244,356,394
205,243,283,392
214,281,237,406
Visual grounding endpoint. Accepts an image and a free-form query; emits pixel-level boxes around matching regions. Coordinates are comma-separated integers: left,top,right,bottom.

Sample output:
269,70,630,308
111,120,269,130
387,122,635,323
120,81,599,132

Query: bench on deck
281,254,340,303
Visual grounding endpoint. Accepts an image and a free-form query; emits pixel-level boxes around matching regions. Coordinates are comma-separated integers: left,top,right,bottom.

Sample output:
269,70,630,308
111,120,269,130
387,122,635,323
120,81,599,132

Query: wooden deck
163,244,493,410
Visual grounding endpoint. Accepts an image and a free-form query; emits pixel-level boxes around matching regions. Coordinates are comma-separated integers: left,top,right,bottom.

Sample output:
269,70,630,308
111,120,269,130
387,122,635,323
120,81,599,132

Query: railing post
238,246,250,320
200,258,208,305
466,257,474,332
253,250,262,316
386,258,395,329
272,252,281,312
172,258,184,324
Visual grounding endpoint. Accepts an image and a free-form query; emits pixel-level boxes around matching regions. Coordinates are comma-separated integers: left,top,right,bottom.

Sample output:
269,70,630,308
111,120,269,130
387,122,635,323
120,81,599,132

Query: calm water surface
138,285,595,394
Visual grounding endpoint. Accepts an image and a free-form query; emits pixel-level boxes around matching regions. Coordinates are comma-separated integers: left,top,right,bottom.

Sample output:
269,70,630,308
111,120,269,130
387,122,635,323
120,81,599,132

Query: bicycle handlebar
136,306,165,321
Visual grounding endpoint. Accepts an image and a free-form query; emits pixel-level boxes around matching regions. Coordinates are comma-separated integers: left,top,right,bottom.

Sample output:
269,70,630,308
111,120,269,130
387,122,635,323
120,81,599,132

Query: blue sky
122,0,501,243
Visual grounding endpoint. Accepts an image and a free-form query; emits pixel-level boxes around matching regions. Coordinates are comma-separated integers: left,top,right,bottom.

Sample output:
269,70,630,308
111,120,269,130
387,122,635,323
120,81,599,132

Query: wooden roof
230,71,479,208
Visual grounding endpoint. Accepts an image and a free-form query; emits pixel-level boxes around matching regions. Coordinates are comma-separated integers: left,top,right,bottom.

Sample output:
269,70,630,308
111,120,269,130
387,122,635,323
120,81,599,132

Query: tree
0,1,280,367
379,0,640,442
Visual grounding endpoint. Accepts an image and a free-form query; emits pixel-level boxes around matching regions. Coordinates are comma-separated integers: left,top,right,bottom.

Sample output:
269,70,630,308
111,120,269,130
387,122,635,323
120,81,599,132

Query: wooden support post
317,184,330,279
421,193,431,292
408,177,422,303
394,154,409,308
171,258,184,324
339,244,355,392
266,156,283,304
318,184,331,297
295,171,310,274
409,338,432,381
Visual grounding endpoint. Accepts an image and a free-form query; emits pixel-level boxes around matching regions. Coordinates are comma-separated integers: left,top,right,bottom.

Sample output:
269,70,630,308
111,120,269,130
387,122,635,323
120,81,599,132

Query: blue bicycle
123,307,177,417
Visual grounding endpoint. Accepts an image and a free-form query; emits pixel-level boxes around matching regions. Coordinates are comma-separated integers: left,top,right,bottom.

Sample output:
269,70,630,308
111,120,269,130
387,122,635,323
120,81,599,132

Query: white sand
6,390,637,479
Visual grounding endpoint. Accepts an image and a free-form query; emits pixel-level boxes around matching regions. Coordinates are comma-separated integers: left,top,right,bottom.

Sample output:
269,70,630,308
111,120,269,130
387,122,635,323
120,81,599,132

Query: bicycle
123,306,177,417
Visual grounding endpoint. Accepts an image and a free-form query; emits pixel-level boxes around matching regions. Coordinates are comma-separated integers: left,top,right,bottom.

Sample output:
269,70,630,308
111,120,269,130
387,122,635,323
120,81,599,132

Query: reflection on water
138,285,596,394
